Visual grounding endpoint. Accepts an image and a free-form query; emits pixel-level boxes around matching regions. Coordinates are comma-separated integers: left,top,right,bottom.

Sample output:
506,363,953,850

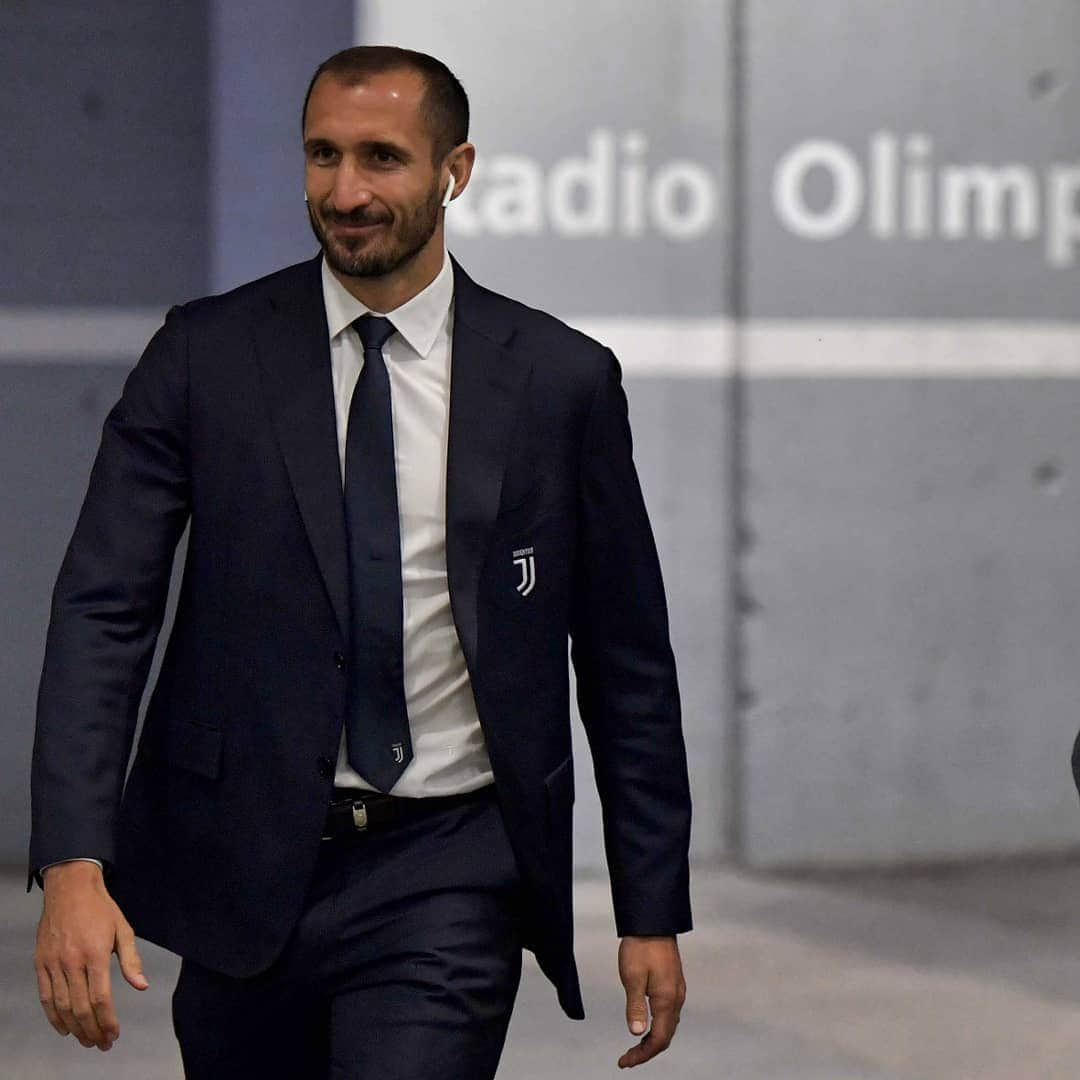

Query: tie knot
354,314,396,353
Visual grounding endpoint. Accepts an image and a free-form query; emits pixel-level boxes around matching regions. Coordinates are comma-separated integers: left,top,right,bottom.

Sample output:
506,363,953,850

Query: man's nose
330,164,374,214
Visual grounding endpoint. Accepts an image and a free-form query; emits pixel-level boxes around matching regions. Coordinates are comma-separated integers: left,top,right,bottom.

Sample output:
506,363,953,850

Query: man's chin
324,240,392,279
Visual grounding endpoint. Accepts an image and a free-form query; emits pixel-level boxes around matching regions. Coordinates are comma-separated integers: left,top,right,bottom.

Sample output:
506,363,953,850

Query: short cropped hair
302,45,469,163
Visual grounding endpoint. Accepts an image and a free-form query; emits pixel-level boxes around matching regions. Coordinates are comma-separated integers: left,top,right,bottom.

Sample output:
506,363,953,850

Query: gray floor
6,860,1080,1078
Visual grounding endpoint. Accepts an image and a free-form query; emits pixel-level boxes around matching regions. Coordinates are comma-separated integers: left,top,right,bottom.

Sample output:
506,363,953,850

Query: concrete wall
0,1,209,306
366,0,1080,870
361,0,734,870
209,1,354,291
740,0,1080,866
6,1,1080,873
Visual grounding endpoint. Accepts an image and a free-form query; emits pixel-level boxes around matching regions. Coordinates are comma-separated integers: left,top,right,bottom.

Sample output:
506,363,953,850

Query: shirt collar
320,246,453,359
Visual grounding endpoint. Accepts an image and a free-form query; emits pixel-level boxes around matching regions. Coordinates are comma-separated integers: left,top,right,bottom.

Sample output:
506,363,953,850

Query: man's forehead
306,70,426,127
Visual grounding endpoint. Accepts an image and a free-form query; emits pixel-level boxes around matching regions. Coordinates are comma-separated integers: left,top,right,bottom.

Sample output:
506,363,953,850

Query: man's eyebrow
366,139,413,161
304,136,345,154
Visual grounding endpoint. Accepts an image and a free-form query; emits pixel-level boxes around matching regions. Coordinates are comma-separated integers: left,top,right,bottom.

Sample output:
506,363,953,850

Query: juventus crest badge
512,546,536,597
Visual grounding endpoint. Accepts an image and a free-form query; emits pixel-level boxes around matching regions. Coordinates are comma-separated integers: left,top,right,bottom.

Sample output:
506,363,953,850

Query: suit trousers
171,784,526,1079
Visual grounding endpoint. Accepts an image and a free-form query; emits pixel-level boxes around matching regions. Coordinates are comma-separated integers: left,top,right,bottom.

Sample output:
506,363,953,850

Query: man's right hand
33,861,150,1052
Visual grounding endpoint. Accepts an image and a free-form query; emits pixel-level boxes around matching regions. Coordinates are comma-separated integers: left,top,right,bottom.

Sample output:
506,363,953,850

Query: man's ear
443,143,477,205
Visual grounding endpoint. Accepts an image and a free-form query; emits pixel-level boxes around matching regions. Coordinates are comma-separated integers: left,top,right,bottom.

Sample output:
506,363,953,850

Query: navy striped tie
343,314,412,791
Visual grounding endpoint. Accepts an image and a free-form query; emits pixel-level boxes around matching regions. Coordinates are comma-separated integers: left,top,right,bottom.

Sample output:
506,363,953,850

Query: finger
618,990,681,1068
35,962,69,1037
624,977,649,1037
87,955,119,1045
63,958,108,1048
618,1020,676,1069
49,963,95,1048
116,924,149,990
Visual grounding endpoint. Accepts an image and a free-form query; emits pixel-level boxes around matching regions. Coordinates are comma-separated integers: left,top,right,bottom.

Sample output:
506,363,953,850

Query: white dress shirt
40,247,493,877
322,249,494,797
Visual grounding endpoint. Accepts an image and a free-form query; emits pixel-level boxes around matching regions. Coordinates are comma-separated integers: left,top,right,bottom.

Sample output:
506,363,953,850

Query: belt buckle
321,796,370,841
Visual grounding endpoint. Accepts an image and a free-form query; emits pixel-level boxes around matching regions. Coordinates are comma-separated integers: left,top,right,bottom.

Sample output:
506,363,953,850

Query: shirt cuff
40,858,104,873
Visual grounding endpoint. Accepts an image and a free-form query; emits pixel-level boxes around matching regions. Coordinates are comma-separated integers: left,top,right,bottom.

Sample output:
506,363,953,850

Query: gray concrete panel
740,0,1080,867
742,377,1080,866
364,0,732,317
208,0,354,292
0,1,209,305
745,0,1080,318
363,0,736,866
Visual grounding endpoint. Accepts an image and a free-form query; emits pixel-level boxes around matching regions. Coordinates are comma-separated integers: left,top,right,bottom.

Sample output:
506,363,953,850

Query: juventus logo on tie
391,742,405,764
513,546,536,597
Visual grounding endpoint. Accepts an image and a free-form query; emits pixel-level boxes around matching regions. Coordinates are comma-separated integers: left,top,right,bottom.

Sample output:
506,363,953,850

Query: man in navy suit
29,46,692,1078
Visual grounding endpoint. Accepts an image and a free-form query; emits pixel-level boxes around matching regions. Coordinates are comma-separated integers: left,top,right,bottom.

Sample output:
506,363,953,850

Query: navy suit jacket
27,252,692,1019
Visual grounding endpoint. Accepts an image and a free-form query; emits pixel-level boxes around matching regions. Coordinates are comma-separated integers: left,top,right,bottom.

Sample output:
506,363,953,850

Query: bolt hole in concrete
1033,459,1064,495
80,89,104,118
1029,69,1063,100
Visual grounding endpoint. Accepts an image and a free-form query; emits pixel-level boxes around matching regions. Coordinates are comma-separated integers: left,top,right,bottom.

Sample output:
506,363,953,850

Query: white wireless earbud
304,191,309,203
441,175,454,208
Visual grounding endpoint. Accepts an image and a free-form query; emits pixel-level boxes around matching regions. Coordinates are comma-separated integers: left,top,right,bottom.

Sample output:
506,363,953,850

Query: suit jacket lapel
254,254,351,643
446,255,533,675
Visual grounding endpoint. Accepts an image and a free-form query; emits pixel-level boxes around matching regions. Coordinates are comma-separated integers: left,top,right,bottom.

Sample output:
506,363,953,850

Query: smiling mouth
331,220,387,235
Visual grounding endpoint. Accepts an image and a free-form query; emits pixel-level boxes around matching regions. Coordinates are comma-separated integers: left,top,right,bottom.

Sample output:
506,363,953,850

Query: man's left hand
616,934,686,1069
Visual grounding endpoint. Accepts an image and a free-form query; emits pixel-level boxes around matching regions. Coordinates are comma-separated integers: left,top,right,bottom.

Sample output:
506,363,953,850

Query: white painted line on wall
4,309,1080,378
567,317,735,377
741,320,1080,378
570,318,1080,378
0,308,166,364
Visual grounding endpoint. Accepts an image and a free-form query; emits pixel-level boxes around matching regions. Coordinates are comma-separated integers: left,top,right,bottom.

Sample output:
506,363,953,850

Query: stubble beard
307,179,442,279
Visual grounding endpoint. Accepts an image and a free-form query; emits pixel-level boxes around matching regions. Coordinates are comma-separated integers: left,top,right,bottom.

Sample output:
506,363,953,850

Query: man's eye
311,147,336,163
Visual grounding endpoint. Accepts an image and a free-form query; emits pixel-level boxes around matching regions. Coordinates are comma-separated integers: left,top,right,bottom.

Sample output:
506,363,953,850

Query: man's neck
328,233,445,314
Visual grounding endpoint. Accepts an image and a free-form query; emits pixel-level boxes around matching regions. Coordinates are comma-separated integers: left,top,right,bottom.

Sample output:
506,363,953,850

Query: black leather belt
321,783,496,840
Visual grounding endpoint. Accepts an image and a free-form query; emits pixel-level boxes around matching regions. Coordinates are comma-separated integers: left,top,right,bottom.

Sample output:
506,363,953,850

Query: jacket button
316,756,334,779
333,651,346,671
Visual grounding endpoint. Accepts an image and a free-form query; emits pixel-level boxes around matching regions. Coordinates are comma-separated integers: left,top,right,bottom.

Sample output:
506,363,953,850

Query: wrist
42,861,105,888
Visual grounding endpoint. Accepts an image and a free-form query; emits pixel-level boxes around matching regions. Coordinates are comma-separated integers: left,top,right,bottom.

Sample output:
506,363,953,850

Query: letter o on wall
773,140,865,240
649,161,718,240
